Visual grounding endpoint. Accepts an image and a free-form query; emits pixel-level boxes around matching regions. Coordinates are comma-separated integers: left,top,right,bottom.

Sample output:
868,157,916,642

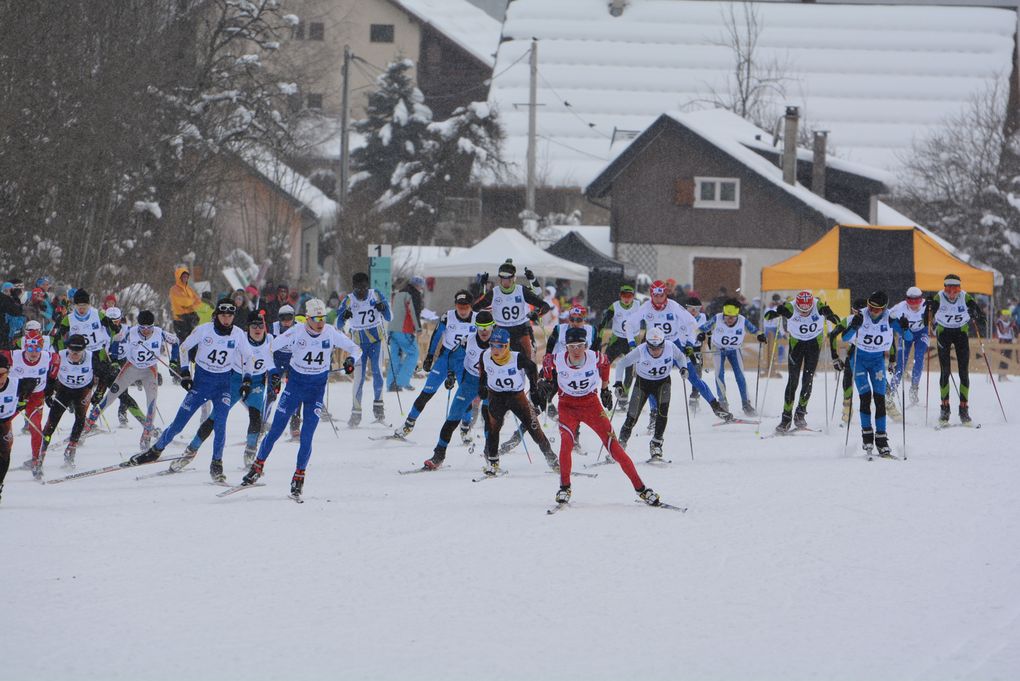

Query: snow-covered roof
488,0,1016,187
242,149,339,223
391,0,503,67
421,227,591,280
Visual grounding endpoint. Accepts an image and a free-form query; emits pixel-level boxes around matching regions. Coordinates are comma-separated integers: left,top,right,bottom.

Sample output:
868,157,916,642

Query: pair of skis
547,499,687,515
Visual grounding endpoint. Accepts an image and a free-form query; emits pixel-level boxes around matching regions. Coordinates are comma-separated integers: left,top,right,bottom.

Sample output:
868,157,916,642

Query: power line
536,68,612,140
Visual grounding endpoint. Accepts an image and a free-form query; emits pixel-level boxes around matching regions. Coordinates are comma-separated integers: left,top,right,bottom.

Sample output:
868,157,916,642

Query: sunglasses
249,321,265,327
490,341,509,348
498,274,513,279
566,341,586,349
216,304,237,314
309,315,326,323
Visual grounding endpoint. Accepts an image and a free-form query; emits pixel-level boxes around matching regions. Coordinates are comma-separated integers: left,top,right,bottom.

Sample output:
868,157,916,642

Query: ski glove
677,366,688,379
898,316,909,331
478,272,489,287
613,381,627,399
527,310,540,322
832,357,844,372
756,333,767,343
169,360,181,378
270,373,282,395
179,368,193,392
422,355,434,372
849,314,864,330
696,332,706,343
477,382,489,400
524,267,535,281
343,357,356,375
600,387,613,410
529,387,546,411
342,308,353,321
238,377,252,400
374,301,387,312
444,371,456,390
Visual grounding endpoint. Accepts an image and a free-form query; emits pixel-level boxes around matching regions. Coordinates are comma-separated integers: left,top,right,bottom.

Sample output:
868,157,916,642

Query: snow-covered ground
3,365,1019,681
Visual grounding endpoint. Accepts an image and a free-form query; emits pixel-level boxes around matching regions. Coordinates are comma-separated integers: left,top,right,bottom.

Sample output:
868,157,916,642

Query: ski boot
21,457,34,471
688,396,700,414
498,429,522,455
710,400,733,422
372,400,386,425
31,457,43,481
775,412,792,434
290,469,305,498
544,449,560,472
959,400,971,424
393,417,415,440
118,409,129,428
424,447,446,471
793,408,808,430
616,397,628,411
242,442,257,468
62,443,77,469
547,402,558,419
459,426,473,446
241,459,264,485
289,413,302,439
938,399,951,426
572,436,582,455
169,446,197,472
210,459,226,483
128,445,164,466
909,385,919,406
139,427,161,452
482,456,500,477
862,427,875,453
555,485,571,504
742,400,756,417
638,487,661,506
875,432,892,458
646,409,658,434
348,409,362,428
841,396,852,425
649,438,664,461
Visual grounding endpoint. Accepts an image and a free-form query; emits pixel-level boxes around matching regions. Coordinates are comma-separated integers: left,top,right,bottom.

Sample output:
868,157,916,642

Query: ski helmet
137,310,155,326
278,304,295,318
646,327,666,347
105,307,122,321
867,290,888,310
568,306,587,321
794,291,814,312
650,280,667,297
66,334,88,352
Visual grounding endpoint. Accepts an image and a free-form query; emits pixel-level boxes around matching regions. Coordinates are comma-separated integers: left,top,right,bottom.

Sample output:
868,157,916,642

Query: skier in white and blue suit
337,271,390,427
128,298,253,467
241,298,362,498
841,290,913,457
393,289,476,438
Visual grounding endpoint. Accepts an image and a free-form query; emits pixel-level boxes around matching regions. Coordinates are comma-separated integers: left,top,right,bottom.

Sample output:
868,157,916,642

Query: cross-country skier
394,290,474,438
471,261,549,356
700,299,767,416
240,299,361,499
126,298,253,467
841,291,912,456
764,290,841,432
477,327,557,476
928,274,985,425
38,334,104,470
829,298,866,425
9,334,51,474
684,296,707,412
626,280,732,423
171,310,279,480
888,286,929,405
81,309,178,450
271,304,303,437
419,311,496,470
337,272,391,427
0,353,40,502
540,325,661,507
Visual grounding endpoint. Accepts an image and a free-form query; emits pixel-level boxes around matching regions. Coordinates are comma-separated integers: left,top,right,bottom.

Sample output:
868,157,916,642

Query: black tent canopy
546,231,626,312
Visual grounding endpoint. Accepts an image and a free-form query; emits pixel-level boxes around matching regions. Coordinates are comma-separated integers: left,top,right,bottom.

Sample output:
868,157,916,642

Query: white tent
422,228,590,281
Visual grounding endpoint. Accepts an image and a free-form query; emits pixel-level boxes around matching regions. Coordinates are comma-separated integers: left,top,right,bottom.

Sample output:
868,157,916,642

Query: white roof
392,245,468,278
242,149,339,222
661,109,867,225
421,228,591,280
392,0,503,67
488,0,1015,187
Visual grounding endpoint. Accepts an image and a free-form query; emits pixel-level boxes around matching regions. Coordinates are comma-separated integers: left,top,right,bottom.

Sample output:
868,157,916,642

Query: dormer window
694,177,739,209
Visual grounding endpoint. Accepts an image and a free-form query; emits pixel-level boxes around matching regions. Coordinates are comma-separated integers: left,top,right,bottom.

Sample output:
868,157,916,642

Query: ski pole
974,324,1008,422
925,341,931,426
900,336,908,460
754,333,780,435
753,340,763,410
382,332,405,415
680,371,695,461
511,414,533,464
823,344,830,435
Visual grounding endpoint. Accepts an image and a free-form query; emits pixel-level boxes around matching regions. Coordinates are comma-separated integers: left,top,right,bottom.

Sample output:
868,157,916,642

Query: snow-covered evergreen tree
894,84,1020,297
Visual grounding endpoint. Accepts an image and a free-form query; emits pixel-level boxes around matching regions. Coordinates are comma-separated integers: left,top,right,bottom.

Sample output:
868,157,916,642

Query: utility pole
526,39,537,214
339,45,352,207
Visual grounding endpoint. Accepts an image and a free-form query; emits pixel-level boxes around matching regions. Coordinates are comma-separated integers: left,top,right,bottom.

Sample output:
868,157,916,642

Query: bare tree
892,81,1020,296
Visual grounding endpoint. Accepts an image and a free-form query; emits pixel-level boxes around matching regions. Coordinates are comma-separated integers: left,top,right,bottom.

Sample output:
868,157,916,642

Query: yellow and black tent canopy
761,224,996,298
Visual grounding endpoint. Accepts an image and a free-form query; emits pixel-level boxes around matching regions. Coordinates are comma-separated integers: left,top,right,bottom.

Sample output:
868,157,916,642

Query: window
370,24,394,43
306,93,323,110
308,22,324,41
693,177,740,209
292,21,304,40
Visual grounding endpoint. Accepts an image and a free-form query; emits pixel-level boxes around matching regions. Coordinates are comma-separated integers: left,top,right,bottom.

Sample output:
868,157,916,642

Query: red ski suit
544,351,644,490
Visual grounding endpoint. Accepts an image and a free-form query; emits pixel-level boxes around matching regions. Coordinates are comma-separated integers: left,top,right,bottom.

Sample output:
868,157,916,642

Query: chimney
782,106,799,186
811,130,828,198
609,0,627,17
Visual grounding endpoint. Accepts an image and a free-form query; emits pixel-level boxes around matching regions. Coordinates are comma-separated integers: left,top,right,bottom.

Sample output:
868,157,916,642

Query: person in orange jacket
169,266,202,342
